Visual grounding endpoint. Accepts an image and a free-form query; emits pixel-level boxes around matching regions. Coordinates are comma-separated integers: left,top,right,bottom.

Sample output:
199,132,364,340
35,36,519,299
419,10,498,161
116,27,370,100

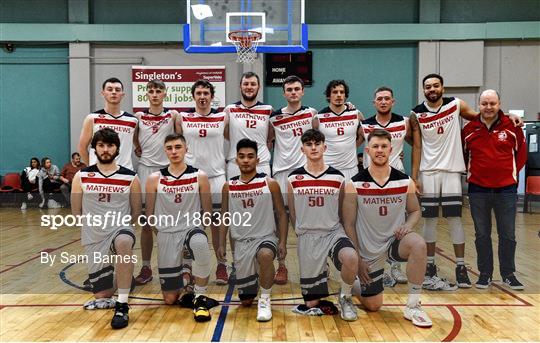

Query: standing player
176,79,229,285
288,129,359,321
345,129,431,327
78,77,138,169
145,133,214,322
409,73,477,290
268,75,318,284
133,79,178,286
72,128,141,329
316,80,364,180
358,86,412,284
218,138,288,321
225,72,273,177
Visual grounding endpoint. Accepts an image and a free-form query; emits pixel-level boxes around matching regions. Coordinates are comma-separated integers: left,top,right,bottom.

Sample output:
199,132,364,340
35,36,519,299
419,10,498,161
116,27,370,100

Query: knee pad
189,233,211,278
447,217,465,245
422,217,438,243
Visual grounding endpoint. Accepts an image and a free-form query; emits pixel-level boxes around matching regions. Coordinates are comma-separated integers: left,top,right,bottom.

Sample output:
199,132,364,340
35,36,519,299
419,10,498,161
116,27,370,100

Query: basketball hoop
228,30,262,63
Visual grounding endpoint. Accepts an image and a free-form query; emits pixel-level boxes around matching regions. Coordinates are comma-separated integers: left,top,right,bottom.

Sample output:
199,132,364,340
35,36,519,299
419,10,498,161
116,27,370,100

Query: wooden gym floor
0,206,539,342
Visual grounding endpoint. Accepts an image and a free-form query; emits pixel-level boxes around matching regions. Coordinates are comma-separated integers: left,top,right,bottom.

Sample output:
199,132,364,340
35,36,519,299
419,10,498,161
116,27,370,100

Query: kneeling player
344,129,431,327
72,128,141,329
145,134,213,322
288,129,359,321
218,139,288,321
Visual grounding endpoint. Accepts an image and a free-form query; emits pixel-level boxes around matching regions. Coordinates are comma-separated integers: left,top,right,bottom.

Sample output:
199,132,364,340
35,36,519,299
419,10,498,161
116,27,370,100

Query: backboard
184,0,307,53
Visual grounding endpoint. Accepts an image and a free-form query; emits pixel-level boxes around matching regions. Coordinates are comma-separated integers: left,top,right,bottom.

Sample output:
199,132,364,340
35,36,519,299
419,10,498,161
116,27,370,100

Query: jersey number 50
308,196,324,207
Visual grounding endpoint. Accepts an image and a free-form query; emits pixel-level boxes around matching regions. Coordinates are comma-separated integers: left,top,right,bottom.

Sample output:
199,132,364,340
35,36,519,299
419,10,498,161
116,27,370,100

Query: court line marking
211,282,235,342
0,239,80,274
442,305,462,342
435,247,532,306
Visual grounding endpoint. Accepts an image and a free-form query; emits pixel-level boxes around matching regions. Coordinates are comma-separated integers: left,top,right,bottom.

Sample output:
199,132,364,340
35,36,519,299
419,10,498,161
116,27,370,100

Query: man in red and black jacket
462,89,527,291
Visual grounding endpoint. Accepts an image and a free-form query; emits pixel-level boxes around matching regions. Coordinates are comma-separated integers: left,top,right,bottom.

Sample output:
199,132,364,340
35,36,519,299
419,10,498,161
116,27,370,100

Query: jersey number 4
437,126,444,134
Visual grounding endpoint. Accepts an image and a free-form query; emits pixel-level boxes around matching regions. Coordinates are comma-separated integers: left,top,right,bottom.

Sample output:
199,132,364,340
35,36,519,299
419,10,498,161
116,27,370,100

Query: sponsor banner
132,66,226,112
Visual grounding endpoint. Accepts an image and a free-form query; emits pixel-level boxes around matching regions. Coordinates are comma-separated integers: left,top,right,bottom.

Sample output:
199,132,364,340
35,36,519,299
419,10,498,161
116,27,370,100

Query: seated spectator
59,152,86,206
20,157,41,210
38,157,62,208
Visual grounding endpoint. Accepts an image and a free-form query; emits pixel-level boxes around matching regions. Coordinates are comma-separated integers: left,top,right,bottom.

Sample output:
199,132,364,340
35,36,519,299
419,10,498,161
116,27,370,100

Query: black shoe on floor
456,265,472,288
425,263,437,278
193,295,211,322
111,302,130,329
475,274,492,289
503,274,524,290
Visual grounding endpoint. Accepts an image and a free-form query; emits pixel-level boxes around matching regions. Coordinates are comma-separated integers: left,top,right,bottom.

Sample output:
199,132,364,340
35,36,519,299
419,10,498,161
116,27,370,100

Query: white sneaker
83,297,116,310
423,276,458,291
47,199,61,208
338,294,358,321
404,302,432,327
27,193,33,201
391,263,408,284
39,198,46,208
257,297,272,322
20,202,27,210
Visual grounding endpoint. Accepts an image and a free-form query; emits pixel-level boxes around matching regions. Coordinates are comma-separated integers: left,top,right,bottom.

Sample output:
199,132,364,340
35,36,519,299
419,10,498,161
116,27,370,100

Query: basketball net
229,31,261,64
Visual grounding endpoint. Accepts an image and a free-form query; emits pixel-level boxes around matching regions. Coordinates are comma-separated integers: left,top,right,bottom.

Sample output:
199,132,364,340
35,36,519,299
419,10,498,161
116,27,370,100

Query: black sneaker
111,302,130,329
456,265,472,288
475,274,492,289
193,295,211,322
425,263,437,278
503,275,524,290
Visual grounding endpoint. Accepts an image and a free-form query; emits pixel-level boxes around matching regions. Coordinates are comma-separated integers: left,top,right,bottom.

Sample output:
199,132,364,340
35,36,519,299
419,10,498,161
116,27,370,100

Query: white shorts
420,171,463,218
208,174,226,205
339,166,359,180
226,160,271,179
272,169,294,207
138,164,165,195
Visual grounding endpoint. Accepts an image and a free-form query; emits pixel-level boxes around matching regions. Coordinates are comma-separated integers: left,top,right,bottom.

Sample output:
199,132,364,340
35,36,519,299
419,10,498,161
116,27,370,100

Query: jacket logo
497,131,507,141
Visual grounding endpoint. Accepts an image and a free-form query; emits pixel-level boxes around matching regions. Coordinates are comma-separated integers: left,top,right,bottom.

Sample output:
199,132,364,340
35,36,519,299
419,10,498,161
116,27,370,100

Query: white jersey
79,165,136,245
227,173,276,241
154,165,201,233
137,109,175,167
269,106,316,173
412,97,465,173
352,167,410,261
316,106,360,170
361,113,408,172
181,109,226,178
288,166,344,234
225,101,273,164
88,110,138,170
